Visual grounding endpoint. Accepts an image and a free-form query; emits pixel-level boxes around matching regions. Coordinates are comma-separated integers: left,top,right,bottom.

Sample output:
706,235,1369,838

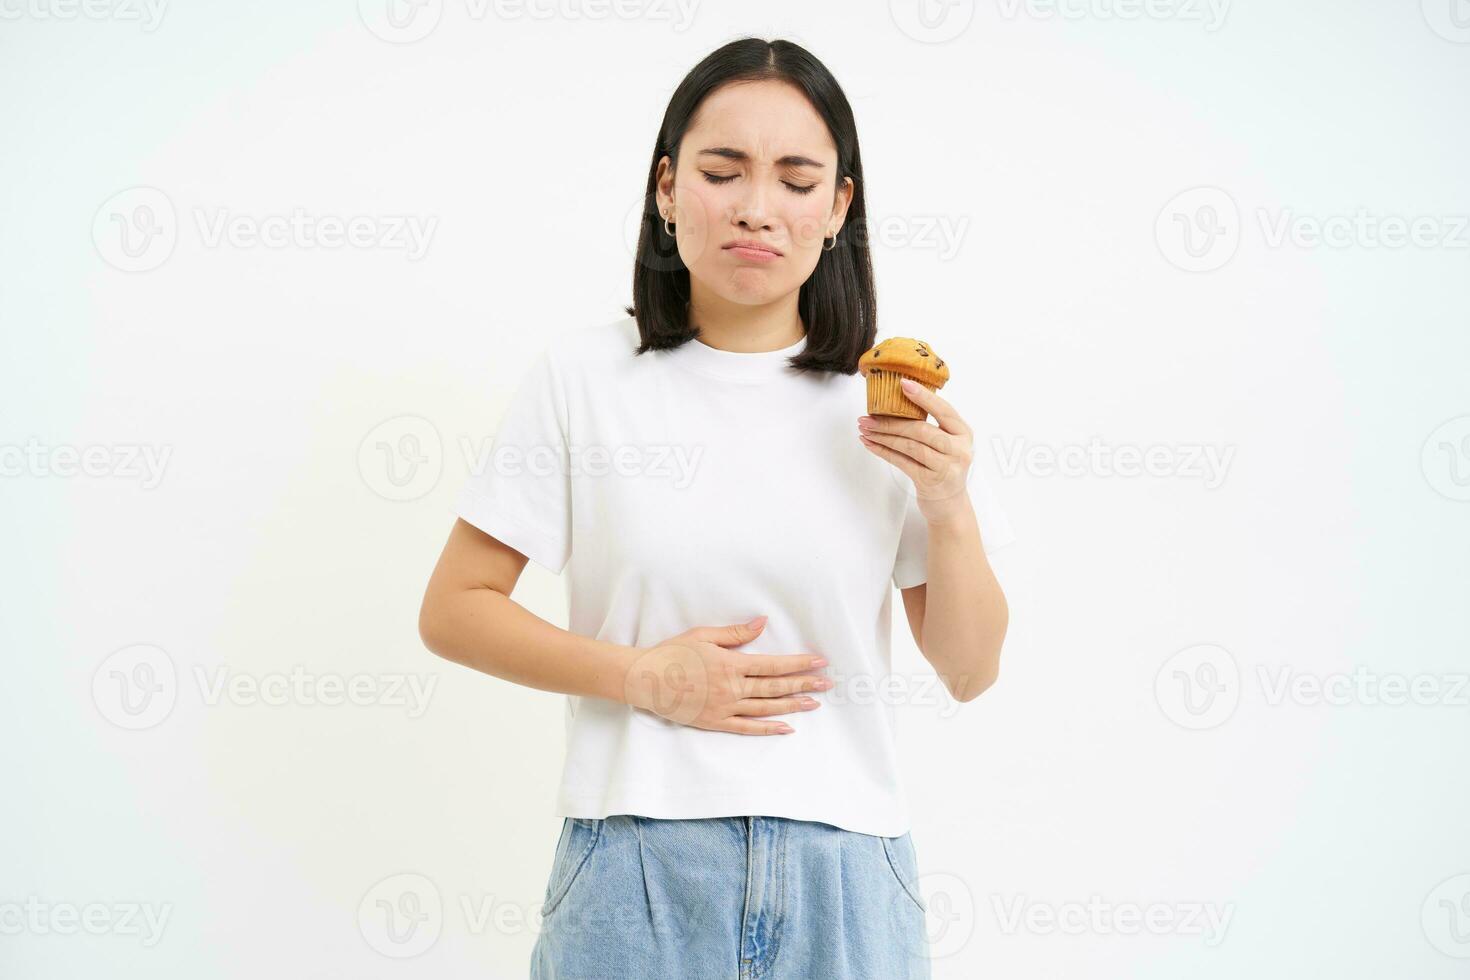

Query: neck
687,282,805,353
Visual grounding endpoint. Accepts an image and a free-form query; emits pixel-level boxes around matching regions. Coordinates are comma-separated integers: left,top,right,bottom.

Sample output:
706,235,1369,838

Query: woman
418,36,1013,980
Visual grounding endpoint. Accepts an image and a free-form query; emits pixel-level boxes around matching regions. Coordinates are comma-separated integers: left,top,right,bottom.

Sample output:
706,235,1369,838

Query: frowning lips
723,239,783,256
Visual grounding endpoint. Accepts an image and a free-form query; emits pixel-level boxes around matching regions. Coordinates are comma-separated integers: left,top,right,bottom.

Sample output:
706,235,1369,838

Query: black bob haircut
623,37,877,377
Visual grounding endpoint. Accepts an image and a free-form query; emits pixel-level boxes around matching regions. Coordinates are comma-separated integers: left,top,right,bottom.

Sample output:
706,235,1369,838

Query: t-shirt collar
667,330,809,383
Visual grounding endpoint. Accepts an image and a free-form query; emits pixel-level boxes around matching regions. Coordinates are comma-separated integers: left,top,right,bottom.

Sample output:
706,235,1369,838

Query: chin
716,280,788,305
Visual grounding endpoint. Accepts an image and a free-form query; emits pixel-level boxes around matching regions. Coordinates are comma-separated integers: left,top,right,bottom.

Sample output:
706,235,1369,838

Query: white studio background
2,1,1468,977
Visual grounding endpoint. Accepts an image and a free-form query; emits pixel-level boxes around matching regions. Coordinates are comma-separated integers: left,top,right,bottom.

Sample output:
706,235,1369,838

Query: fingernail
811,657,828,667
749,615,767,628
776,724,794,734
900,377,917,390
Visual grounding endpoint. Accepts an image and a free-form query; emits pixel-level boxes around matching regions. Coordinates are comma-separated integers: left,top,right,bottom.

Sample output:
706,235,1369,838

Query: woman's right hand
623,616,831,735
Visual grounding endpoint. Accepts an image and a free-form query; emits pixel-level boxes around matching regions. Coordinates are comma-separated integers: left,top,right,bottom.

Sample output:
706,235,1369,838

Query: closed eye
701,172,817,195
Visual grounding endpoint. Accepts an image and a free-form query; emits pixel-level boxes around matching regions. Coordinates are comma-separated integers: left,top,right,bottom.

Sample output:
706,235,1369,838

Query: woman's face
656,79,854,309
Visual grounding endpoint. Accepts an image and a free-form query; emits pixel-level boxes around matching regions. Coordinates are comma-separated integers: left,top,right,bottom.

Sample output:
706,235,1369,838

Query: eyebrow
697,146,826,169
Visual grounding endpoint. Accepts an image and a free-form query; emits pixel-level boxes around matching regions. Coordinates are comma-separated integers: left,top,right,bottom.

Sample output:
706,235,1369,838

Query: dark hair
623,37,877,376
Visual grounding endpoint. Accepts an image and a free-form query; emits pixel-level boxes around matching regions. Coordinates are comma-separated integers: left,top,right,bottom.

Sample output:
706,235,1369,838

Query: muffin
857,337,949,419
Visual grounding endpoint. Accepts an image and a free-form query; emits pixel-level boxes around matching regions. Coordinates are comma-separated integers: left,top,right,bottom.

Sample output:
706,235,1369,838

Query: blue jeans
530,814,932,979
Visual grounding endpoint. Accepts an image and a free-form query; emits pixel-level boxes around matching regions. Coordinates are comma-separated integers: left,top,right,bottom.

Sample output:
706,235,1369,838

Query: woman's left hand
857,376,973,525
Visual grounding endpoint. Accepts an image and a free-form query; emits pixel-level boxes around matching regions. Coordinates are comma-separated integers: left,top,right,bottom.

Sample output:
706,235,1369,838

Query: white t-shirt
454,314,1014,836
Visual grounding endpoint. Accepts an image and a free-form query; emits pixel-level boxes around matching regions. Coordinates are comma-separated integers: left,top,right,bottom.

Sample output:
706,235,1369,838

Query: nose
731,180,774,232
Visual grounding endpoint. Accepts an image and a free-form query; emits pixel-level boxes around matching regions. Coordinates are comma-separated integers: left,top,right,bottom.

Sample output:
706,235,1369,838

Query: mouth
723,241,783,261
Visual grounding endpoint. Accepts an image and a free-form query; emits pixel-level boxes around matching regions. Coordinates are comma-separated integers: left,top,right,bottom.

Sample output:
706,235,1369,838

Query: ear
655,155,676,214
829,175,855,237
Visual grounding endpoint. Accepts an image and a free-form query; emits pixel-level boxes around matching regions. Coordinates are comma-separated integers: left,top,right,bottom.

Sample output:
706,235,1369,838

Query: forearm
920,496,1009,702
420,586,639,704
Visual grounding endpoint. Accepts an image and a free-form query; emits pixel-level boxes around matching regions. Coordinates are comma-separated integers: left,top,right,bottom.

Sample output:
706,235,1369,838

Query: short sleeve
891,467,1016,589
454,347,573,574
